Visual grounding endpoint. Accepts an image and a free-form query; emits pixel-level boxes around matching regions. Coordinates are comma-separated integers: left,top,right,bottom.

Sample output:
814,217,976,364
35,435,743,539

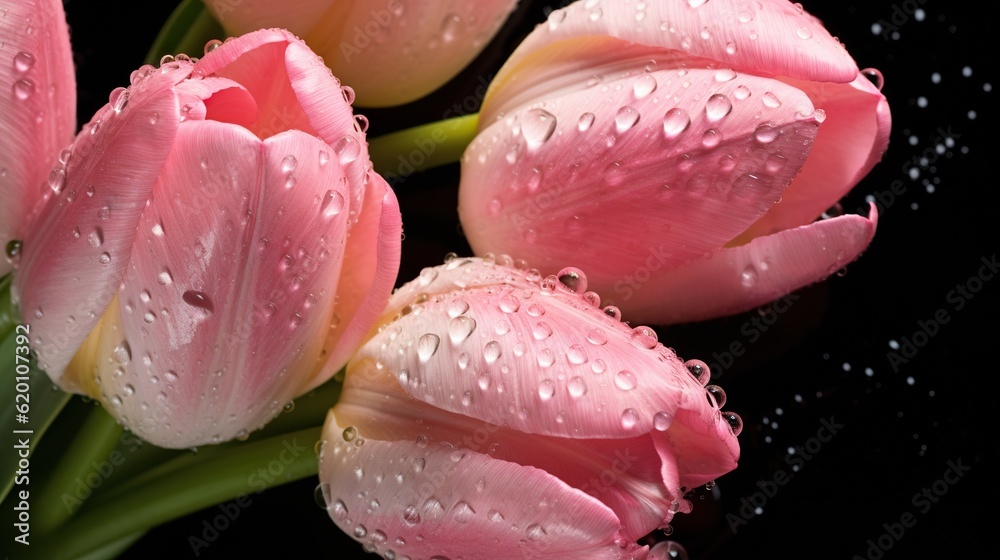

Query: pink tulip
459,0,891,325
206,0,518,107
12,29,402,448
318,256,740,558
0,0,76,277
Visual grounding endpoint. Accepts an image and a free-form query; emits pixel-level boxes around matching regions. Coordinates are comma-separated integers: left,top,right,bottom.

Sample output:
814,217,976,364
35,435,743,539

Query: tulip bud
206,0,518,107
13,29,402,448
0,0,76,277
318,256,740,558
459,0,890,324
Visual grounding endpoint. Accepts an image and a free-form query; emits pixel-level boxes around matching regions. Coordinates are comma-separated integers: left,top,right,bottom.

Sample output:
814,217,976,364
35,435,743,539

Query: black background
51,0,998,558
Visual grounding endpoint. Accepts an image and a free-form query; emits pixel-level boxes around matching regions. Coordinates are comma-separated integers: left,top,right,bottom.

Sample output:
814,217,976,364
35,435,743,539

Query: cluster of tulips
1,0,888,557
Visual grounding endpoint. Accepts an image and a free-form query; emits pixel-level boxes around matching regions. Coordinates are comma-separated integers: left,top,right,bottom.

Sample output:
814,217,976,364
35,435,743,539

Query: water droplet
353,524,367,538
526,523,547,540
754,123,779,143
333,135,361,164
97,205,111,221
109,87,129,113
403,505,421,525
662,108,691,139
723,411,743,435
280,155,297,174
448,298,470,318
685,360,711,385
762,92,781,108
568,376,587,398
99,252,111,264
417,333,440,362
740,264,758,287
521,108,557,147
452,501,475,523
342,426,358,441
603,305,622,321
532,322,552,340
321,190,345,218
157,270,173,285
633,74,658,98
715,69,737,82
862,68,885,91
47,167,66,193
484,341,502,363
113,341,131,364
152,222,164,236
614,370,638,391
12,78,33,101
448,316,476,343
499,293,520,313
687,0,708,7
441,13,461,42
87,228,103,247
556,267,587,293
796,26,812,39
701,128,721,148
13,51,35,73
578,112,595,132
705,94,733,121
706,385,727,407
182,291,214,314
630,326,658,349
653,411,673,431
621,408,640,429
726,41,738,55
614,106,640,133
538,379,556,400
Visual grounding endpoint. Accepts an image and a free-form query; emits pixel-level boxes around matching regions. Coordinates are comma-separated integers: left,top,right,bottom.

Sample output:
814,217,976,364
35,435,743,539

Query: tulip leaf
369,114,480,182
0,327,73,506
30,427,321,560
146,0,225,65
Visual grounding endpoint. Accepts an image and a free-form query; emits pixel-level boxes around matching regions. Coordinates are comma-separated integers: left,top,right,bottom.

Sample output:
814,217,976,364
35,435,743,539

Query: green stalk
0,273,15,339
369,113,479,181
145,0,224,65
74,531,147,560
33,405,123,534
30,427,321,560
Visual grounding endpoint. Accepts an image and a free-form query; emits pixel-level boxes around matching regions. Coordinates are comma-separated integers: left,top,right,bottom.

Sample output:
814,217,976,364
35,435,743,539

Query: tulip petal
307,175,401,390
335,357,680,540
485,0,857,121
0,0,76,276
209,1,518,107
352,257,739,460
735,74,891,242
460,69,821,291
72,123,353,447
321,409,650,559
14,62,188,387
621,204,878,324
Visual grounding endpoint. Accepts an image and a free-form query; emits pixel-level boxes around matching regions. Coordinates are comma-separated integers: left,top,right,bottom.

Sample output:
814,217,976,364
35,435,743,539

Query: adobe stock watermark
60,431,144,514
726,416,843,533
871,0,929,41
853,458,970,559
339,1,405,63
707,294,799,377
187,437,308,556
887,254,996,371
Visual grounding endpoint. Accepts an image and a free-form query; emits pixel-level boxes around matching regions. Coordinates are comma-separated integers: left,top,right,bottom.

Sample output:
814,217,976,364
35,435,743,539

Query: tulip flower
458,0,891,325
318,256,740,558
12,28,402,448
206,0,518,107
0,0,76,278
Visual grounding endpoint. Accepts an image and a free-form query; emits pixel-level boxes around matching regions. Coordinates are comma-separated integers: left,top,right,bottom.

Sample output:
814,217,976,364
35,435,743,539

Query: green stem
33,404,123,534
369,113,479,181
31,427,321,560
75,530,147,560
145,0,224,65
0,272,17,340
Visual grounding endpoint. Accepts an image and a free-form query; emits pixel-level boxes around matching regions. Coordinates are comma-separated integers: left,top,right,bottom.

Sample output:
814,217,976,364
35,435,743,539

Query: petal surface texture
0,0,76,276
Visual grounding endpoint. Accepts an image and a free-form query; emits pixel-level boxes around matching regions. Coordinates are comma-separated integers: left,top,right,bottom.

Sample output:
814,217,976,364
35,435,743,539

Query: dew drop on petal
662,108,691,139
578,112,595,132
653,411,673,431
614,106,640,132
633,74,658,98
615,370,638,391
621,408,640,429
705,94,733,121
521,108,557,147
417,333,440,362
448,316,476,343
333,135,361,164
